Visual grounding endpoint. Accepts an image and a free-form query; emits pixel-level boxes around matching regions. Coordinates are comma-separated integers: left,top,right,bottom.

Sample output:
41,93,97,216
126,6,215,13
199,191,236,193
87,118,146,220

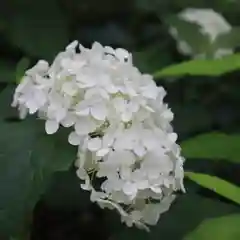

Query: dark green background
0,1,239,239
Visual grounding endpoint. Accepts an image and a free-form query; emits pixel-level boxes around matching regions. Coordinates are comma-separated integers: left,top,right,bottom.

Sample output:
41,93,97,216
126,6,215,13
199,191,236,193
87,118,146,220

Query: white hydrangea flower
170,8,233,59
12,41,185,231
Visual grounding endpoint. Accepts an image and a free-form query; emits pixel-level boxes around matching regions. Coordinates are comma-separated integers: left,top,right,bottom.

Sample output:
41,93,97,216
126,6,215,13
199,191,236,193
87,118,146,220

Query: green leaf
185,172,240,205
184,214,240,240
154,53,240,78
114,194,239,240
0,60,16,83
15,57,30,83
181,132,240,163
0,119,76,239
5,0,69,60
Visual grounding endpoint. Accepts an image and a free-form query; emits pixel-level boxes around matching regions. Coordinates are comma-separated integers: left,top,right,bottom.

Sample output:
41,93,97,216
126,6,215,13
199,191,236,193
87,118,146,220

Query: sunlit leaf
181,132,240,163
154,53,240,78
185,172,240,205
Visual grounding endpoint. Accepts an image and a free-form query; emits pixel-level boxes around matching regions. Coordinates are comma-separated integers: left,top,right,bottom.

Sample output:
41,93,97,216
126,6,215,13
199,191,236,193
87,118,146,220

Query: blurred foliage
0,119,77,239
184,214,240,240
114,194,239,240
0,0,239,240
154,53,240,77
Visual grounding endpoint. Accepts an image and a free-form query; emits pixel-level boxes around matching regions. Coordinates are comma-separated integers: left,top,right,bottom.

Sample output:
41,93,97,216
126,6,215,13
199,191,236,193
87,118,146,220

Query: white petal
96,148,110,157
91,104,107,121
162,109,174,121
68,132,82,146
34,89,47,106
133,143,146,157
75,117,96,135
123,182,137,197
76,75,96,88
99,88,110,99
141,84,158,99
142,204,161,225
120,167,131,180
105,83,118,94
104,46,115,55
125,82,138,97
113,97,125,112
114,135,133,151
62,82,77,96
61,114,76,127
76,107,90,116
19,106,28,119
121,110,132,122
81,179,92,191
130,211,142,222
128,100,139,113
76,167,88,180
142,132,158,150
150,186,162,194
66,40,78,51
92,41,103,52
45,119,59,134
87,137,102,151
168,133,178,142
55,107,67,122
137,180,149,190
115,48,130,62
27,101,38,114
102,132,115,147
109,150,135,166
90,189,107,202
84,88,99,99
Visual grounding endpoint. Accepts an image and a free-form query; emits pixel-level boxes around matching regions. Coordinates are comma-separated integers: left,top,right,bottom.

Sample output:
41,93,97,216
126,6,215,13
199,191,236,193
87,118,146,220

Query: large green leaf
185,172,240,205
181,132,240,163
4,0,69,60
114,194,239,240
154,53,240,78
0,119,76,239
184,214,240,240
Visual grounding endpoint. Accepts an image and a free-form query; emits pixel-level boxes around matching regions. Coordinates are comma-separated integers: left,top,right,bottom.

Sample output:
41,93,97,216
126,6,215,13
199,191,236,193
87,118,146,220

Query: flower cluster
12,41,185,230
170,8,233,59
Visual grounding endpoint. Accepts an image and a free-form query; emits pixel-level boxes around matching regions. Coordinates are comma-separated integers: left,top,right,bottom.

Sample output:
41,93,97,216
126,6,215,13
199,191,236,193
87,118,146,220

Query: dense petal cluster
170,8,233,59
12,41,185,230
